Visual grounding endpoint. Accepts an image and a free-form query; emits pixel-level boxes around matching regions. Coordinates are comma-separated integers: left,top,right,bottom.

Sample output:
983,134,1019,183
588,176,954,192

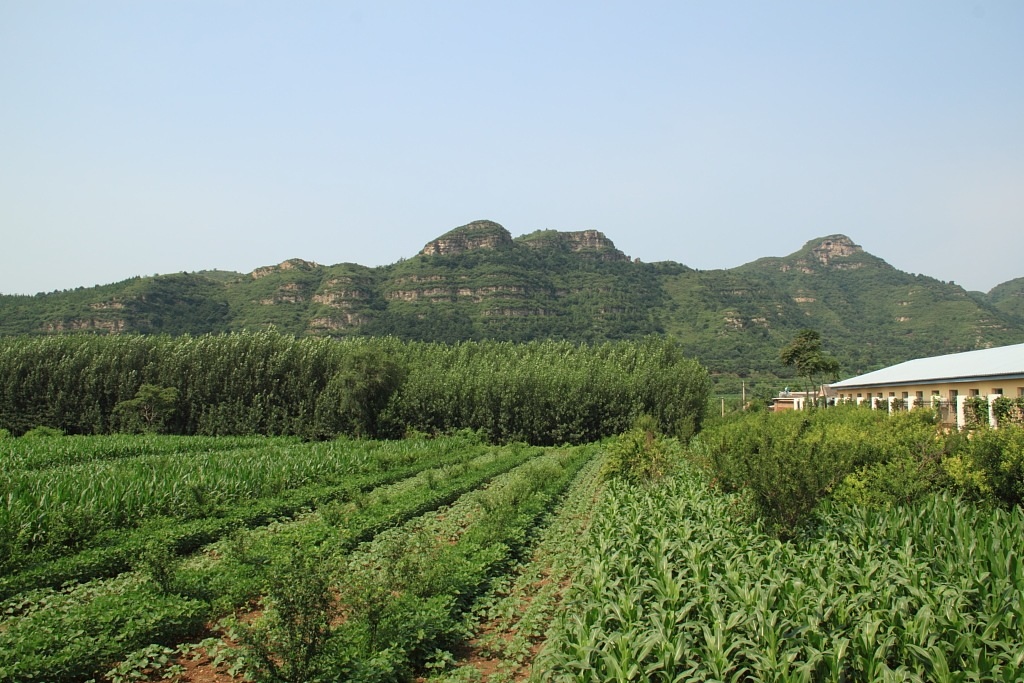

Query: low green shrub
22,425,64,437
833,411,955,507
698,407,955,535
834,451,951,508
240,549,339,683
599,416,675,484
945,424,1024,507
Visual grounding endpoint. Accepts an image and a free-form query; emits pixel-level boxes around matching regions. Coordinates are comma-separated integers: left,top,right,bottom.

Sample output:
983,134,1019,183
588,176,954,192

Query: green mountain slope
989,277,1024,324
720,235,1020,373
2,222,1021,385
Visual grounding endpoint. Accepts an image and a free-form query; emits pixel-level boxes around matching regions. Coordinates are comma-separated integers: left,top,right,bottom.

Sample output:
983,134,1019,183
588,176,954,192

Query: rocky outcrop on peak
420,220,514,256
565,230,629,261
809,235,862,265
517,229,629,261
769,235,867,274
251,259,320,279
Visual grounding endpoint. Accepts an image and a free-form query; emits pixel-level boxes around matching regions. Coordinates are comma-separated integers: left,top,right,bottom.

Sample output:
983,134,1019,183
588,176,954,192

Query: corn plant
535,463,1024,682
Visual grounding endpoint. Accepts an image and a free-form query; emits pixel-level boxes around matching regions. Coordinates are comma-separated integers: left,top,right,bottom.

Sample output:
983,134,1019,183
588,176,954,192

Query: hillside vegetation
2,221,1022,385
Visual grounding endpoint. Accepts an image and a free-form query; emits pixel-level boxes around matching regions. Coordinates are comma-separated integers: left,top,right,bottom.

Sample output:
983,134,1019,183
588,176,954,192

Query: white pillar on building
988,395,1000,428
956,395,966,430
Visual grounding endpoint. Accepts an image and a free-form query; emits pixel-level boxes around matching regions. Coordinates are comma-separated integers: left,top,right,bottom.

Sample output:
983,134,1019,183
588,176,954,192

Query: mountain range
2,220,1022,391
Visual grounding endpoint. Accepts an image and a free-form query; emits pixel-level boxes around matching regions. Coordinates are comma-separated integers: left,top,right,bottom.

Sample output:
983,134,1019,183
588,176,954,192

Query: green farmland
0,332,1022,681
2,408,1023,682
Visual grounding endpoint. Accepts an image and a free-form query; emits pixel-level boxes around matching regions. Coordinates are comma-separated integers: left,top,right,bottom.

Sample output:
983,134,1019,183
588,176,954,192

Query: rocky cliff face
312,277,373,308
517,229,629,261
420,220,514,256
251,258,320,279
776,235,865,273
43,318,126,333
810,235,863,265
564,230,629,260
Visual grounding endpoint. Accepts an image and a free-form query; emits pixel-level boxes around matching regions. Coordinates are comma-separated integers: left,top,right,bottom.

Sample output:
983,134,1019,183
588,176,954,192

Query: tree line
0,332,711,445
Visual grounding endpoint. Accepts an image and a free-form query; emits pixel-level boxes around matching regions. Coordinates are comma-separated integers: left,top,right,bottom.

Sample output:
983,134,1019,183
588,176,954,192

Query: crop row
0,442,564,682
537,466,1024,682
428,452,608,682
0,435,500,600
0,433,485,573
176,442,544,614
229,443,598,682
1,433,282,471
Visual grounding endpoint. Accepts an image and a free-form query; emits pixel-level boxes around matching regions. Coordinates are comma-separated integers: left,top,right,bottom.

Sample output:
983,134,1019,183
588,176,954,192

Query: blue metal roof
831,342,1024,389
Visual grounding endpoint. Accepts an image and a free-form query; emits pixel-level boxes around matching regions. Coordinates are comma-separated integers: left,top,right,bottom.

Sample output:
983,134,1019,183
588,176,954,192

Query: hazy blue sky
2,1,1021,295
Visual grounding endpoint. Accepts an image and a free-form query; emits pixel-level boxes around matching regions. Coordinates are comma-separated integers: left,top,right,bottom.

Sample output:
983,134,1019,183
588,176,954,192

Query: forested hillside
2,221,1022,385
988,276,1024,323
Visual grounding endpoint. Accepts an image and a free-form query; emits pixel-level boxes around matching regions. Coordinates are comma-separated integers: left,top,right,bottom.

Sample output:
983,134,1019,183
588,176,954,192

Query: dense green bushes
696,406,1024,535
0,333,711,445
599,416,678,484
945,426,1024,507
993,395,1024,426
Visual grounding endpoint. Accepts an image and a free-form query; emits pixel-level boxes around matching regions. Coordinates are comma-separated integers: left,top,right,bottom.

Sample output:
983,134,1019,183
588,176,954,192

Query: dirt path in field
430,474,604,682
160,648,239,683
442,569,567,683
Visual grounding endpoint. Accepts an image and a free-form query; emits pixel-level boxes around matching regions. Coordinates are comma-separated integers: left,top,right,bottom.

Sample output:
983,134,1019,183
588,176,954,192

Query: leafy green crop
231,446,598,682
536,464,1024,682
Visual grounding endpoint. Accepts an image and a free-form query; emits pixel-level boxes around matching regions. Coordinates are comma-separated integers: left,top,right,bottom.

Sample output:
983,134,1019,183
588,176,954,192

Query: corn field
536,466,1024,682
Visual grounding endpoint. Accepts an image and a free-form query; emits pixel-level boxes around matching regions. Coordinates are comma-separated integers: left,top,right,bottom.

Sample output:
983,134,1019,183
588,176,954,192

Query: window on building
856,393,862,398
969,389,980,396
902,391,909,399
949,389,959,401
1018,387,1024,397
992,388,1003,395
932,390,940,396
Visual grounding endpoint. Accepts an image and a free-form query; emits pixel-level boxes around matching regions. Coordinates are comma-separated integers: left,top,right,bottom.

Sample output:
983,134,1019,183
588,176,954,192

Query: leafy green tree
779,329,840,406
114,384,179,433
315,347,406,438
